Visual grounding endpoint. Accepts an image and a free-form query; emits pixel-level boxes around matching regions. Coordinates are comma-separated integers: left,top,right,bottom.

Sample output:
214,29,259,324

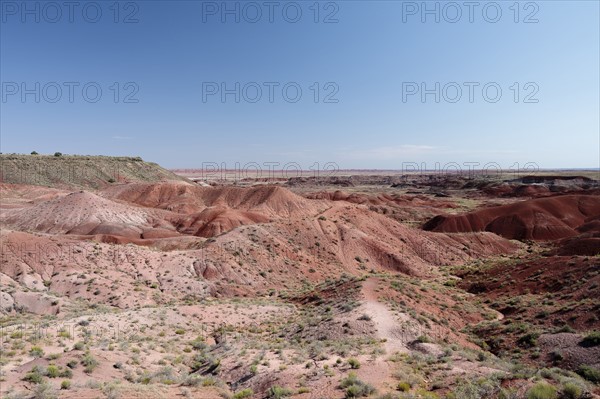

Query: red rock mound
423,195,600,240
202,185,325,218
102,182,326,218
3,183,328,240
177,207,270,237
100,181,204,213
1,191,178,239
553,233,600,256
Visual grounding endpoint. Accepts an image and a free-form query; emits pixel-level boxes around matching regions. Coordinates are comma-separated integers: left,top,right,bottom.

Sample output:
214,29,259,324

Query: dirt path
355,278,414,391
361,278,410,355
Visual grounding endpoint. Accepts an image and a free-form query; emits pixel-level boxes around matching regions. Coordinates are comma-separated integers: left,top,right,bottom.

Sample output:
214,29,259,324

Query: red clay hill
423,194,600,241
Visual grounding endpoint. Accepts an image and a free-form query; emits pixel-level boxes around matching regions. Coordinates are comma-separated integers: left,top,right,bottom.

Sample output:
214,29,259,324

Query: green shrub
180,374,203,387
60,380,71,390
449,377,502,399
340,372,361,388
45,365,59,378
340,372,375,398
518,332,540,348
31,380,58,399
190,352,220,374
59,368,72,378
577,365,600,383
81,352,99,374
202,377,216,386
397,382,410,392
416,335,431,343
580,331,600,347
57,330,70,339
268,386,293,398
23,366,44,384
29,346,45,358
561,382,582,399
348,358,361,369
346,384,363,398
526,382,557,399
73,342,85,351
233,389,254,399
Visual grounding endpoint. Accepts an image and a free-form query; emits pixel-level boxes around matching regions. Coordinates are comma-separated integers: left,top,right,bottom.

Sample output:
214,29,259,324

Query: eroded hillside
1,163,599,399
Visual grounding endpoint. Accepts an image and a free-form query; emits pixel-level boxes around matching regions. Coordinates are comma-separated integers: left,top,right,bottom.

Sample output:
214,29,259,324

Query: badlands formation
0,155,599,398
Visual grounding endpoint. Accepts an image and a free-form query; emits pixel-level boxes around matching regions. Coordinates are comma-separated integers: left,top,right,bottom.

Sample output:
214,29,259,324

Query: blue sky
1,0,599,170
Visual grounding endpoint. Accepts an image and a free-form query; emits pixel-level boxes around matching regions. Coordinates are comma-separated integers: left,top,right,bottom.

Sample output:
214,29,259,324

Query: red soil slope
1,191,178,239
2,184,329,239
423,195,600,240
102,182,327,218
177,207,270,237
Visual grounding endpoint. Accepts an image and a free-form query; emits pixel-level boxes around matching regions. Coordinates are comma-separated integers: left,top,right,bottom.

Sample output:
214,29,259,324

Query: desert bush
103,382,121,399
29,346,44,358
151,366,177,384
190,352,220,374
580,331,600,347
23,366,44,384
31,381,57,399
576,365,600,383
340,372,376,398
526,382,557,399
561,382,582,399
348,358,361,369
81,352,98,373
202,377,217,386
396,382,410,392
345,385,363,398
416,335,431,343
518,332,539,348
73,341,85,350
59,368,72,378
392,369,421,388
180,374,203,387
45,365,59,378
267,386,293,398
232,389,253,399
60,380,71,390
448,377,502,399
